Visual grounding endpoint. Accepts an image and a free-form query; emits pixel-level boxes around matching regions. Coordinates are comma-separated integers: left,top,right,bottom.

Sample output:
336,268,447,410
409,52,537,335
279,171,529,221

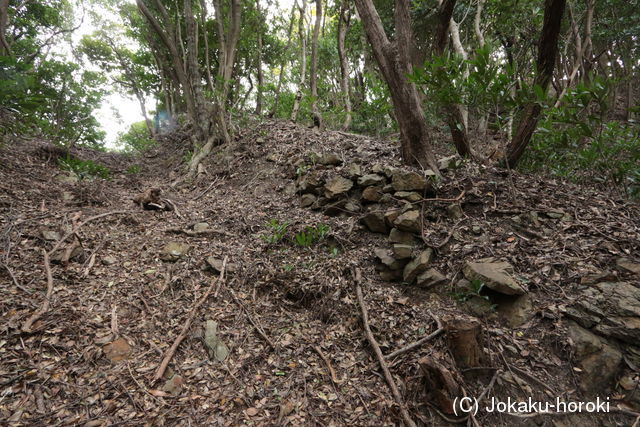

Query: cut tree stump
443,315,484,369
419,357,461,415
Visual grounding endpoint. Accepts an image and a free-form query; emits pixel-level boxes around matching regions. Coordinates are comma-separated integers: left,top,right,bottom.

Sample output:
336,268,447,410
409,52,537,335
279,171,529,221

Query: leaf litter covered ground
1,118,639,426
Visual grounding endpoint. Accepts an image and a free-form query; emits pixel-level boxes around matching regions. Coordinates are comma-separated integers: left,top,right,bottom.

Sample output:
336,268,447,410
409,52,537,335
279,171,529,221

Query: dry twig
313,345,345,384
21,250,54,332
152,256,228,383
354,267,417,427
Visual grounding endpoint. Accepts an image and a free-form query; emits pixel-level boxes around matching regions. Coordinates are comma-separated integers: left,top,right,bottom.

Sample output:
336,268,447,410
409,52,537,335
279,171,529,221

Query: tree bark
337,0,352,130
354,0,441,175
291,0,307,122
0,0,12,56
505,0,567,167
270,3,296,117
255,0,264,115
309,0,322,128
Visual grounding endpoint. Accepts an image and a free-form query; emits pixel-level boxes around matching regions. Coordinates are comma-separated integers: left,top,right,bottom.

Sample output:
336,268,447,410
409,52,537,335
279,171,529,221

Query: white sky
69,0,297,150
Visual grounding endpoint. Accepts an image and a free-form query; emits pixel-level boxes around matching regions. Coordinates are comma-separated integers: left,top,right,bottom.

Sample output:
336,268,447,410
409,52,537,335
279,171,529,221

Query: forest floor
1,118,639,426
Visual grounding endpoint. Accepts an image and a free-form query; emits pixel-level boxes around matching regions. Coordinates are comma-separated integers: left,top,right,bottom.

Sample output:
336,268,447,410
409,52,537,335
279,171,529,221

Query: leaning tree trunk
354,0,441,176
337,0,352,130
505,0,567,167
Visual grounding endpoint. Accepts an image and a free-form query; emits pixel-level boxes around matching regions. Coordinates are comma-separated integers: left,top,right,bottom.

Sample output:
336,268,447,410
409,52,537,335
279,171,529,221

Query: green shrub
261,219,290,244
126,164,141,174
58,157,110,180
292,224,330,247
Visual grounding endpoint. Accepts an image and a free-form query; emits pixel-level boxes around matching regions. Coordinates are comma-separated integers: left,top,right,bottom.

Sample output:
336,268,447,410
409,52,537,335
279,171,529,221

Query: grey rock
416,268,446,288
297,172,324,194
447,203,464,219
362,186,383,202
394,191,422,202
394,210,421,234
101,255,117,266
284,182,297,195
403,249,434,283
204,320,229,362
463,259,525,295
193,222,210,232
392,244,413,260
361,211,389,234
374,248,406,270
391,170,427,192
324,176,353,198
497,294,534,327
384,208,401,227
160,242,191,262
617,258,640,275
62,191,74,201
56,173,78,184
318,152,342,166
347,163,362,178
382,184,395,193
300,194,317,208
323,199,347,216
344,200,361,214
438,155,460,171
357,174,386,187
389,228,418,245
42,230,61,241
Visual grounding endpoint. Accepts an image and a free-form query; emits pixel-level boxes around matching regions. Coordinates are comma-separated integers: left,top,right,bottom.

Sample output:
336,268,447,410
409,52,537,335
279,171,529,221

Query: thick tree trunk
0,0,11,56
337,0,352,130
309,0,322,128
291,0,307,122
505,0,567,167
354,0,440,175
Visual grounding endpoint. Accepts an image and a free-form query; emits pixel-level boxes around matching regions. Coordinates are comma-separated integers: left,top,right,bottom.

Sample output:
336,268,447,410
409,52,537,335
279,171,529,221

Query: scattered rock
284,182,297,195
41,230,61,241
545,210,565,219
323,199,347,216
438,155,460,170
416,268,446,288
324,176,353,198
357,174,386,187
347,163,362,178
374,248,406,270
62,191,74,201
300,193,317,208
206,257,237,273
394,191,421,202
361,211,389,234
617,258,640,275
344,200,361,214
394,209,421,234
318,152,341,166
496,294,534,327
103,338,132,362
463,259,525,295
565,282,640,344
193,222,210,232
447,203,464,219
162,375,185,396
382,184,395,193
463,296,495,317
391,170,426,192
362,186,383,202
403,249,434,283
392,244,413,260
56,173,78,184
101,256,117,266
389,228,418,245
297,172,324,194
204,320,229,361
566,321,622,394
384,208,401,227
160,242,191,262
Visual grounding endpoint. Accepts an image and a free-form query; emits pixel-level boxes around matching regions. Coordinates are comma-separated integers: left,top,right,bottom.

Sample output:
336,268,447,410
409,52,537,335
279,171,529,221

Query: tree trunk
337,0,352,130
0,0,12,56
354,0,441,175
505,0,567,167
291,0,307,122
309,0,322,128
255,0,264,115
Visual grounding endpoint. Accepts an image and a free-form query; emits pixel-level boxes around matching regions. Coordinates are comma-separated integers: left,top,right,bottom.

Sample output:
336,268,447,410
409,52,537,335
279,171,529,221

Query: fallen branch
153,257,228,383
313,345,345,384
47,210,130,257
164,227,233,237
385,328,444,360
2,263,32,294
194,177,220,201
354,267,417,427
21,250,54,332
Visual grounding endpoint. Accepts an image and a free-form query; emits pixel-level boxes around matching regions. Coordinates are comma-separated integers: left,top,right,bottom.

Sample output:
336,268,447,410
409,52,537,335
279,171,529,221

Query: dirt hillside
1,119,639,426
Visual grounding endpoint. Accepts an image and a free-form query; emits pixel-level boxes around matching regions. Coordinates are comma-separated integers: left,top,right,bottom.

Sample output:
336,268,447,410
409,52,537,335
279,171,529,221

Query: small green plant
452,279,488,303
126,164,141,174
58,157,110,179
282,264,295,272
292,224,330,247
328,247,340,257
261,219,290,244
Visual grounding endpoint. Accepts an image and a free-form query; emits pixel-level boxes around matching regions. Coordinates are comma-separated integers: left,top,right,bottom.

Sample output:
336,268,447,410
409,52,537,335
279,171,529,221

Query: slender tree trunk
270,3,296,117
199,0,215,93
505,0,567,167
0,0,12,56
475,0,488,139
291,0,307,122
309,0,322,128
255,0,264,115
337,0,352,130
354,0,441,175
